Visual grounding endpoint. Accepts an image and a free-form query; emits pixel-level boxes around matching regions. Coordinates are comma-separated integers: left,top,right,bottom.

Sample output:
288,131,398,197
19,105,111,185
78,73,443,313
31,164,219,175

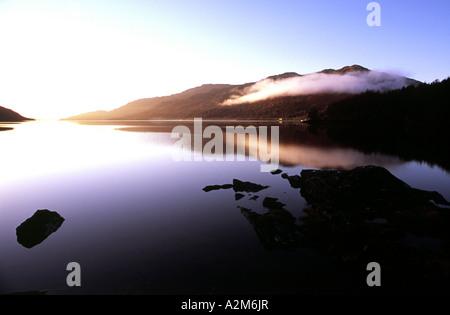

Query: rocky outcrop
298,165,450,228
205,165,450,292
281,173,302,189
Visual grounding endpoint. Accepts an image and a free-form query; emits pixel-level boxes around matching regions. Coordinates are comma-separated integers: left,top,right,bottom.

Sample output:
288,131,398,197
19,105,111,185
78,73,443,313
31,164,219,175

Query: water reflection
93,120,407,170
314,123,450,172
16,210,65,248
0,123,16,132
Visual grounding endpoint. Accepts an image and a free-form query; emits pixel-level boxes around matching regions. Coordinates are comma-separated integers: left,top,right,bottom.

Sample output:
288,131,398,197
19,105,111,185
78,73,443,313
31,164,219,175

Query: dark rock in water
16,210,65,248
204,180,269,193
202,184,233,192
298,165,450,241
262,197,286,209
232,179,269,193
235,193,245,201
238,206,302,250
281,173,302,189
249,195,259,201
207,166,450,292
300,165,450,214
270,169,283,175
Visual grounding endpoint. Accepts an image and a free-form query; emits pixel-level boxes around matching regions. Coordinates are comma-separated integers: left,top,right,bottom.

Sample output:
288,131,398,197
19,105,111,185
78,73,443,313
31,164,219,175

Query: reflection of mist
232,130,403,170
114,120,407,170
222,124,404,170
277,144,404,170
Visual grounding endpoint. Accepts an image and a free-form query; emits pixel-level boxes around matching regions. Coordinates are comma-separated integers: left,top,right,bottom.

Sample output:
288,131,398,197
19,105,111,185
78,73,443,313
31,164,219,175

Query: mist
223,70,412,105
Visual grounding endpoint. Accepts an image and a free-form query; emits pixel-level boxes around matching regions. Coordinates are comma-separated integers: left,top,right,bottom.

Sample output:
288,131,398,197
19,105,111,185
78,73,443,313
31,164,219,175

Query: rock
203,180,269,193
204,166,450,292
270,169,283,175
299,165,450,216
262,197,286,209
232,179,269,193
238,206,302,250
235,193,245,200
281,174,302,189
16,210,65,248
202,184,233,192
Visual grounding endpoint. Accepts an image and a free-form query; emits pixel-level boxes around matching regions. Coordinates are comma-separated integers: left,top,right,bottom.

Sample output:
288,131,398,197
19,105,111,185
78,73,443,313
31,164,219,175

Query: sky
0,0,449,119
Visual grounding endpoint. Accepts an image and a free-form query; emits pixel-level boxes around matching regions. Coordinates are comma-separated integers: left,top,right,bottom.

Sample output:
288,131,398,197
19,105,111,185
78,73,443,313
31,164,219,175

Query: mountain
320,65,370,74
317,77,450,125
65,65,420,121
0,106,33,122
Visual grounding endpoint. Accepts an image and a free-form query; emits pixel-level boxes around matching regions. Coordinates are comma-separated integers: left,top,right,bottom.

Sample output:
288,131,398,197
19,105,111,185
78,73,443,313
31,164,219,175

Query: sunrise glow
1,0,449,119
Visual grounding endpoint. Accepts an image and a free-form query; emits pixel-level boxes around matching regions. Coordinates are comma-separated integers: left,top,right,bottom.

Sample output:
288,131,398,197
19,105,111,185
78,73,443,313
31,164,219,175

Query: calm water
0,120,449,294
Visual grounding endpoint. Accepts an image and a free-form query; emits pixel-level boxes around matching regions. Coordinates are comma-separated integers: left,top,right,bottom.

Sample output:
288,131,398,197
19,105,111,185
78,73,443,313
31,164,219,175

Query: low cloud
223,71,411,105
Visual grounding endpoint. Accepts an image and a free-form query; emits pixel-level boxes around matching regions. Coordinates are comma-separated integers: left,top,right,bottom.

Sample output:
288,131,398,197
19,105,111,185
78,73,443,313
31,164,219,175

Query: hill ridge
65,65,420,121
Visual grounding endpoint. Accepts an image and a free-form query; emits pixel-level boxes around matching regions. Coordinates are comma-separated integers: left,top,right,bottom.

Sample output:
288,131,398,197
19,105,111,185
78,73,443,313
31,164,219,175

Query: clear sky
0,0,449,119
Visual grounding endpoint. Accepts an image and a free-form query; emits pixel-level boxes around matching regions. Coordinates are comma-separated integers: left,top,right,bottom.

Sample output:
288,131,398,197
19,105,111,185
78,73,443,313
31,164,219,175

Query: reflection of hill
204,166,450,293
80,118,448,171
104,120,406,170
313,123,450,172
16,210,65,248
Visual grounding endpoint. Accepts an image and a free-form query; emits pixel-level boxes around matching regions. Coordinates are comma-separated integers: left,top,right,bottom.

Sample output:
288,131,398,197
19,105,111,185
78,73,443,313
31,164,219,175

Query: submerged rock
16,210,65,248
239,206,301,250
